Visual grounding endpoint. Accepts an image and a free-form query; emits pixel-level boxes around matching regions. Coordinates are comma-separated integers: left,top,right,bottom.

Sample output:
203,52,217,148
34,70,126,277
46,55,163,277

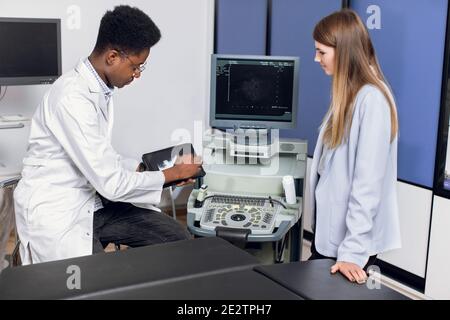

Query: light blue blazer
309,84,401,267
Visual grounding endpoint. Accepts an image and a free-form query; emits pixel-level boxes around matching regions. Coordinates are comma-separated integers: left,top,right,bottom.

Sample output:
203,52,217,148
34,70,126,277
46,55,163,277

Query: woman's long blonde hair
313,9,398,148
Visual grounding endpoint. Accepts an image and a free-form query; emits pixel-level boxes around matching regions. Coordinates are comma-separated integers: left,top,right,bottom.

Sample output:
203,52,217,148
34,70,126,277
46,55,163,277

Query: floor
3,206,426,299
5,229,15,257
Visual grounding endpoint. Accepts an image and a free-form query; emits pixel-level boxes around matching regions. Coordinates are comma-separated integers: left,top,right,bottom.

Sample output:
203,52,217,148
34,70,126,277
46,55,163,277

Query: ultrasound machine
187,54,307,263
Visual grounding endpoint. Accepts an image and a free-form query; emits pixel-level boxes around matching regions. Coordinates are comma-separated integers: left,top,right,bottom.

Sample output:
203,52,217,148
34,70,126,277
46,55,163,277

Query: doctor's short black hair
93,5,161,55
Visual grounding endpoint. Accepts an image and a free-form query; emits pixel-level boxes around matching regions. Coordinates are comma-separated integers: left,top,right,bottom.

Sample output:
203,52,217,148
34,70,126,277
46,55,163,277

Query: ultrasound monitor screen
215,57,295,122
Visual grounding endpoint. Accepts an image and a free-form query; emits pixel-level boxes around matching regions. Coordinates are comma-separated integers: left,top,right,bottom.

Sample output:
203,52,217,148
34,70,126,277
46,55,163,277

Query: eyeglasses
118,50,147,73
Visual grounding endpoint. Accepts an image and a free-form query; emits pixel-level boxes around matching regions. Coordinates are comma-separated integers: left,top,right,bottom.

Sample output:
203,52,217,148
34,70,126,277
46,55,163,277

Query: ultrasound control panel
199,194,282,234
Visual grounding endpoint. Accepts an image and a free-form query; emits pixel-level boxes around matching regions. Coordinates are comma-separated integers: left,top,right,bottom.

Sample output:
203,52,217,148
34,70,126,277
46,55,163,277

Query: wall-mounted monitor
0,17,62,86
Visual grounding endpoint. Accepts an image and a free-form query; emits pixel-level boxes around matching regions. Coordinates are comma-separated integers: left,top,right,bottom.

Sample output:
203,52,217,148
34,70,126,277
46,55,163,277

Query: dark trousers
92,201,191,253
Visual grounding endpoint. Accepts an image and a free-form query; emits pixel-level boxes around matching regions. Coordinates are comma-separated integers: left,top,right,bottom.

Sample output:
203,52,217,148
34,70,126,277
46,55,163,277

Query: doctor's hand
175,154,202,166
136,162,146,172
175,178,196,187
331,261,367,284
162,155,203,186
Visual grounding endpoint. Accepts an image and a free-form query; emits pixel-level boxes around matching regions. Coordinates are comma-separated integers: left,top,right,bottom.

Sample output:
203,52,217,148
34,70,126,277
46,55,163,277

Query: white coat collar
74,59,104,94
74,59,110,121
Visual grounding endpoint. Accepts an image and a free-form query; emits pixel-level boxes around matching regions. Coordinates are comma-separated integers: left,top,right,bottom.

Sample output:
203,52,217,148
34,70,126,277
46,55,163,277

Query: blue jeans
92,201,191,253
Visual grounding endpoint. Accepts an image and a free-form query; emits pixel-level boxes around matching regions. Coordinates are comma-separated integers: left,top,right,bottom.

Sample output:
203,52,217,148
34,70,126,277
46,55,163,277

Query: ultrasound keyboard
199,193,282,234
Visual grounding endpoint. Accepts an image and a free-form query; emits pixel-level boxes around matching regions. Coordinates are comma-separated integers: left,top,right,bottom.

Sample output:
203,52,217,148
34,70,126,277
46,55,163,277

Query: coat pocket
27,184,77,229
329,203,348,246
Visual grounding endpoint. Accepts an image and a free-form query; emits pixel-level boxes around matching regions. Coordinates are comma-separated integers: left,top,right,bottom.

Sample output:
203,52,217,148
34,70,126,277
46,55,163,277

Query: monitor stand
0,115,27,129
0,123,24,130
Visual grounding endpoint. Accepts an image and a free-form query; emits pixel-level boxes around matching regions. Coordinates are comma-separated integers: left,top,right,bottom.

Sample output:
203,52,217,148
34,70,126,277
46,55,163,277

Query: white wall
425,196,450,299
0,0,214,206
378,182,432,278
0,0,213,170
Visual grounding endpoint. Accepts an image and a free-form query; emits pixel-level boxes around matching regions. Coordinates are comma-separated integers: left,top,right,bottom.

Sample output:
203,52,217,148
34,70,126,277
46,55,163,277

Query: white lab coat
14,60,165,264
309,84,401,268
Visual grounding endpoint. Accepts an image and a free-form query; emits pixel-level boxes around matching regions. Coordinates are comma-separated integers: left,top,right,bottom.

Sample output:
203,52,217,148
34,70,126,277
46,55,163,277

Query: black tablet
142,143,205,188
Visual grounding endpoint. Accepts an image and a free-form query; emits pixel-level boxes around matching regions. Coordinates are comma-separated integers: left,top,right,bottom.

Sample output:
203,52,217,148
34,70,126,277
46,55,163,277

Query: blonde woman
309,9,401,284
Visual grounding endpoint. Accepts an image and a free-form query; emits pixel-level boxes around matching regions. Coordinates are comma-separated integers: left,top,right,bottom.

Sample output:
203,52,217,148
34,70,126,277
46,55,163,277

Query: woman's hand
331,261,367,284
